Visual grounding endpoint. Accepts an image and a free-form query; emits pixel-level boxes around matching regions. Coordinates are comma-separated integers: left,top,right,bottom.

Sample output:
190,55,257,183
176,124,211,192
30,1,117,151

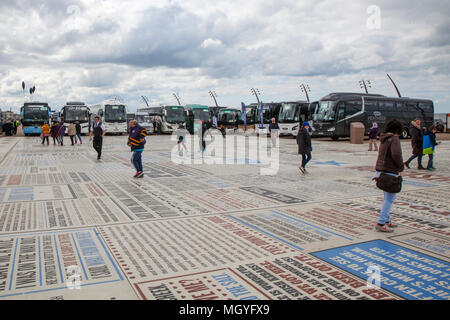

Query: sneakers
299,166,306,174
427,167,436,171
417,165,426,170
375,223,394,233
385,221,397,228
134,171,144,178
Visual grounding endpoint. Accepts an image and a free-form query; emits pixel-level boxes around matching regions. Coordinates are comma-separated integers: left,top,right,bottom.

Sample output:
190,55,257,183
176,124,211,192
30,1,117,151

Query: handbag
375,138,403,193
376,173,402,193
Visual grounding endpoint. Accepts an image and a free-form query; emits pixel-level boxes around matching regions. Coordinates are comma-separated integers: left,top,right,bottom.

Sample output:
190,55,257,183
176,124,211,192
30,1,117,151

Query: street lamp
208,90,219,107
300,84,311,102
359,80,371,94
173,93,182,106
251,88,261,104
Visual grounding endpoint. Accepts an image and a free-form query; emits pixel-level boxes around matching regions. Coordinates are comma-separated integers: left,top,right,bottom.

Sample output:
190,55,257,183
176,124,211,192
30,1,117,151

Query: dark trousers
93,136,103,159
407,154,422,167
70,135,76,145
301,152,312,168
42,136,49,144
53,137,57,144
427,154,434,169
131,150,143,172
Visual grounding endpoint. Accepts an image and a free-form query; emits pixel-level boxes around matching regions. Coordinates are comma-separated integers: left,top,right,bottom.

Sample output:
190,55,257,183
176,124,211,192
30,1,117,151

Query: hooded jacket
67,123,76,136
128,124,147,150
409,121,423,155
375,133,404,174
296,127,312,155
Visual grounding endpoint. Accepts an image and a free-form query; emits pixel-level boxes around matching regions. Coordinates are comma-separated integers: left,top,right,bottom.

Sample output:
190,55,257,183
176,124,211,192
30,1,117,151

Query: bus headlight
328,127,335,132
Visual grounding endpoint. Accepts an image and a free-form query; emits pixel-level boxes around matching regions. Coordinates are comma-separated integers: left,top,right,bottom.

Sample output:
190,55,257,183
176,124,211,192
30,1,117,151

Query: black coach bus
312,92,434,140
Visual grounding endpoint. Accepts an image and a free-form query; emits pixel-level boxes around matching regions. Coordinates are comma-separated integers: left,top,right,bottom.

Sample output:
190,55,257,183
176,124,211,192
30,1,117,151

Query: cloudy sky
0,0,449,113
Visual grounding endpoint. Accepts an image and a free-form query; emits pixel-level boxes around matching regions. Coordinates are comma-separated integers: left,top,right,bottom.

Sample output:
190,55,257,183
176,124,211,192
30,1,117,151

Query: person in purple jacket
57,121,66,146
127,120,148,178
368,122,379,151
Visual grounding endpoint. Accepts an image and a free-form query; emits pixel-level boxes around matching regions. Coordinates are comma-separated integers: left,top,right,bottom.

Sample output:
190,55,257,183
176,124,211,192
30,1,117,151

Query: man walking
404,119,425,170
89,116,106,160
75,121,82,144
269,117,280,147
128,120,147,178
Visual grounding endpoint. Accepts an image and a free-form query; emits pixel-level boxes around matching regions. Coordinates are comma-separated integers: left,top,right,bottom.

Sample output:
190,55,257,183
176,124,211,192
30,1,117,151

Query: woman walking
374,119,404,233
40,122,50,145
50,121,59,145
57,121,66,146
368,122,378,151
297,121,312,174
68,122,77,145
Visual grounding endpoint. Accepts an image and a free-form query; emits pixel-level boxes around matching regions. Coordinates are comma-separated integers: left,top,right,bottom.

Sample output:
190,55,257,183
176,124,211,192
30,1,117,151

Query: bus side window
337,103,345,120
346,100,362,116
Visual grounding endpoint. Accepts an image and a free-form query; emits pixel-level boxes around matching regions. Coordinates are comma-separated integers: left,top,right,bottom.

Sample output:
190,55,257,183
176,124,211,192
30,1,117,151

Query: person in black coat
404,119,425,169
296,121,312,174
75,121,82,144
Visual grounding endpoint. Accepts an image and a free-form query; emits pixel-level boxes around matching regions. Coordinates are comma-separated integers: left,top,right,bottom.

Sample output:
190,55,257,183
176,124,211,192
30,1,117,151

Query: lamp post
386,74,402,98
173,93,182,106
208,90,219,107
141,96,149,107
359,80,371,94
300,84,311,102
251,88,261,104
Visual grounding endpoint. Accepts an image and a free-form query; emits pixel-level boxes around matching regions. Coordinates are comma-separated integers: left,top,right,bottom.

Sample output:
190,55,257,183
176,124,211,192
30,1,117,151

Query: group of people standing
40,121,82,146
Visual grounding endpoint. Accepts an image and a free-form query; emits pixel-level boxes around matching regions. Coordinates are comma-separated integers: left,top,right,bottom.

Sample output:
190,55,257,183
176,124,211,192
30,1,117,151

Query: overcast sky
0,0,449,113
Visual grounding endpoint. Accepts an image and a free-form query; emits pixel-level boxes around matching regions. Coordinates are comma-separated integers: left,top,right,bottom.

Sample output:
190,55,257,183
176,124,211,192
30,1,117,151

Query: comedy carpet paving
0,133,449,300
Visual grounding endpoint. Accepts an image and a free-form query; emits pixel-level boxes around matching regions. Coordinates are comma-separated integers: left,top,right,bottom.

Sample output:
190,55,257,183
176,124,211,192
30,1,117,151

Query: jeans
131,150,143,172
301,152,312,168
407,154,422,167
77,134,82,143
376,171,398,225
427,154,434,169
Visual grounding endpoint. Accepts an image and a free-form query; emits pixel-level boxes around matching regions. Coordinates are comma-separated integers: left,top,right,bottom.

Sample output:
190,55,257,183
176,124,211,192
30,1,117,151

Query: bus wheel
401,128,409,139
331,136,339,141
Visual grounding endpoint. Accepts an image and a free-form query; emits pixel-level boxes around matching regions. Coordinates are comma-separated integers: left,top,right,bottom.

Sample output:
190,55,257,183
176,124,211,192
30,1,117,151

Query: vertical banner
260,101,264,129
241,102,247,131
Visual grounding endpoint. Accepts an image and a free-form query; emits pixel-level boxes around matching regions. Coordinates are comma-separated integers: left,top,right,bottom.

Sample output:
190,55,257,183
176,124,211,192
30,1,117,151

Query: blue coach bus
20,102,51,136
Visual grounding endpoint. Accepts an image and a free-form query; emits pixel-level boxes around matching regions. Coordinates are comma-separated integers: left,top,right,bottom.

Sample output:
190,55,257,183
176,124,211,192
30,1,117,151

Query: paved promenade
0,133,449,300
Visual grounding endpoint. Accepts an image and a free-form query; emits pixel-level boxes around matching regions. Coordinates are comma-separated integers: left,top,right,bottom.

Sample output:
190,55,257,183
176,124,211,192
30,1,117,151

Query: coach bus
255,102,282,135
278,101,310,137
184,104,210,134
217,108,243,131
137,105,185,134
20,102,51,135
89,100,128,134
61,102,90,134
312,92,434,140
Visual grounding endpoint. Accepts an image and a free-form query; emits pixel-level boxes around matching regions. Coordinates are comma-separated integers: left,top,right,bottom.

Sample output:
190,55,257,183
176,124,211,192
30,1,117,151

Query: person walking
89,116,106,160
404,119,425,169
374,119,404,233
57,121,66,146
12,120,18,135
423,125,440,171
297,121,312,174
68,122,77,145
50,121,59,145
269,117,280,148
127,120,148,178
75,121,82,144
368,122,379,151
176,124,188,156
40,122,50,145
